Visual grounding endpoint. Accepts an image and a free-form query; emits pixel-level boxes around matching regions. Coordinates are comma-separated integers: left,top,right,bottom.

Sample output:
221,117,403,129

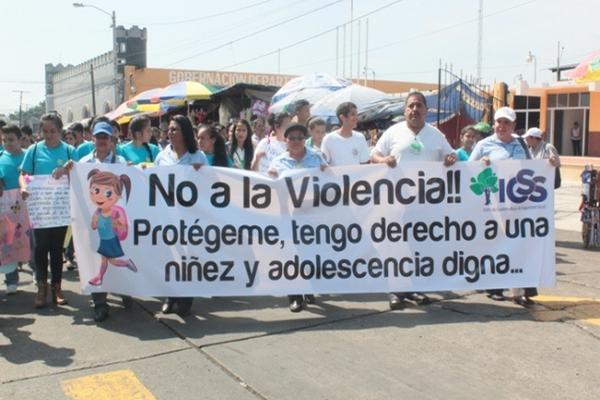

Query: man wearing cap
469,107,559,306
469,107,530,163
268,123,326,312
79,122,126,165
523,127,561,163
78,121,129,322
371,91,457,310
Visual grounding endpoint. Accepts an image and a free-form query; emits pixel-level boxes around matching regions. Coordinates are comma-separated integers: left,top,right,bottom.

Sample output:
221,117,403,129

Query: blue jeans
2,263,19,287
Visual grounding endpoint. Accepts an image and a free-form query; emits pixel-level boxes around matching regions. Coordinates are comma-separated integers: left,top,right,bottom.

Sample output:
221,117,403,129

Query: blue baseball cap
92,121,113,136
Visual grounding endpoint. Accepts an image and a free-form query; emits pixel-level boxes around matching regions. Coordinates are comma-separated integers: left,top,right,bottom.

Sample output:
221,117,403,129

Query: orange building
511,80,600,182
123,66,437,100
512,80,600,156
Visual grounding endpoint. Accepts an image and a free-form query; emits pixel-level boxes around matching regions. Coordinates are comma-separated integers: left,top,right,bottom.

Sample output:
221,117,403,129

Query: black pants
65,237,75,262
92,292,132,307
33,227,67,285
572,140,581,156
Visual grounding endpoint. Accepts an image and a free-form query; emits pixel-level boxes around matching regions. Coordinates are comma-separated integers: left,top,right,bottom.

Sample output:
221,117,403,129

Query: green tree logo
470,168,499,205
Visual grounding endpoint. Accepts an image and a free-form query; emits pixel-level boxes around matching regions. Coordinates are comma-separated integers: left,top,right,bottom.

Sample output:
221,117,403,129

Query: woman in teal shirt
197,124,232,167
0,124,26,294
20,112,79,308
120,115,160,165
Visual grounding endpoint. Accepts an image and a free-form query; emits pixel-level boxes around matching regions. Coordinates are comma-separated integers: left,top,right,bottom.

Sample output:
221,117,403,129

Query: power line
122,0,275,26
215,0,405,71
151,0,306,60
281,0,538,77
165,0,345,67
0,80,44,85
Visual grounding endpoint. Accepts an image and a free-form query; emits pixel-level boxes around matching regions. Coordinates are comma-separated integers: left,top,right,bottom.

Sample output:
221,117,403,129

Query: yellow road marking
530,295,600,327
61,369,155,400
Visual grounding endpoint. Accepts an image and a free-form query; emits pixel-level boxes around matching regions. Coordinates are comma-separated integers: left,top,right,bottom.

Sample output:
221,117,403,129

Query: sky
1,0,599,116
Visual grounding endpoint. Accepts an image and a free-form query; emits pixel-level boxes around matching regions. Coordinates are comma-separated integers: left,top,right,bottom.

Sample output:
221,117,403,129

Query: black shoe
304,294,315,304
488,293,505,301
122,296,133,309
161,298,175,314
94,305,110,322
177,302,192,317
66,260,77,271
176,298,193,317
514,295,535,307
406,292,431,305
289,299,303,313
388,293,405,310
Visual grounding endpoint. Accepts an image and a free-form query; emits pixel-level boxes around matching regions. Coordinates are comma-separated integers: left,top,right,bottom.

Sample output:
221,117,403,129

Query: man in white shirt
371,91,456,310
321,102,370,166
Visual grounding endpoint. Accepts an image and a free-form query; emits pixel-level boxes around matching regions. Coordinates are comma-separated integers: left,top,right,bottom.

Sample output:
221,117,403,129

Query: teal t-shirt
20,141,79,175
76,141,95,159
120,142,159,164
456,147,470,162
205,153,233,167
0,150,25,190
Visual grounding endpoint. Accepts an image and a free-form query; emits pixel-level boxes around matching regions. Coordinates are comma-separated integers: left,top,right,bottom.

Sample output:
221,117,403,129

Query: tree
9,100,45,127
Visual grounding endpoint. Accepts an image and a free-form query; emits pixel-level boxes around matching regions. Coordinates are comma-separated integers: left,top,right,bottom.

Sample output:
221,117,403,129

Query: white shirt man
371,92,456,310
321,102,370,166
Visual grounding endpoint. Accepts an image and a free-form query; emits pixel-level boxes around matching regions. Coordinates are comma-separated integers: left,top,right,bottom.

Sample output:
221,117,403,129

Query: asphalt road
1,184,599,400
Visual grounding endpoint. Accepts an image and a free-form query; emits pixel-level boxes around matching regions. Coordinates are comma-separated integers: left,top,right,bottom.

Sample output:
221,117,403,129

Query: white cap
494,107,516,122
523,127,543,139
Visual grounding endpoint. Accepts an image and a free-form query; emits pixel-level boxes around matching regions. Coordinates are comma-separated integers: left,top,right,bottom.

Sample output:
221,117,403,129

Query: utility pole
556,41,564,82
90,64,97,115
476,0,483,84
349,0,353,80
336,26,339,76
12,90,29,127
357,19,361,81
277,48,281,74
364,18,369,86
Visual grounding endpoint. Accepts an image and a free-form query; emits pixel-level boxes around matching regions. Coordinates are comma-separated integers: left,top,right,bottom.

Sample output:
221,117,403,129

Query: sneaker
6,285,17,295
121,296,133,309
66,260,78,271
94,304,110,322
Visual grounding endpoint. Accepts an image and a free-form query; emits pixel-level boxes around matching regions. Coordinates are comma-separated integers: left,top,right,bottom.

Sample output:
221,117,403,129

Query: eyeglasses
287,135,305,142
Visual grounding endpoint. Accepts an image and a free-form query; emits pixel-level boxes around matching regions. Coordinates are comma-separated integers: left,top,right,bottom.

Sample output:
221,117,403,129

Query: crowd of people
0,92,560,322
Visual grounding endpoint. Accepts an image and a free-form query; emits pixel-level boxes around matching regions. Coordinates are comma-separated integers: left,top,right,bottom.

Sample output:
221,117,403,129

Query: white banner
26,175,70,228
70,161,556,296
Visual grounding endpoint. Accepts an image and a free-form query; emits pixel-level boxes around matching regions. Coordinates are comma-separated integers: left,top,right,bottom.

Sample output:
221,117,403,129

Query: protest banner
0,189,31,264
26,175,70,228
69,161,556,296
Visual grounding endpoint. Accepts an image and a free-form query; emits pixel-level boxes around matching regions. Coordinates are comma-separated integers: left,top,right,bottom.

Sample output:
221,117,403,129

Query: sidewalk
554,182,583,233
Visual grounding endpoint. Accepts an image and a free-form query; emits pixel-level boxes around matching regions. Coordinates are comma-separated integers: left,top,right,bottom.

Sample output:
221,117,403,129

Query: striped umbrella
566,49,600,83
153,81,218,105
105,100,162,125
126,88,165,108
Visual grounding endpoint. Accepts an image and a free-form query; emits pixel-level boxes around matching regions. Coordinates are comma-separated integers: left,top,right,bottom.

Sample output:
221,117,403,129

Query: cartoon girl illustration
87,169,137,286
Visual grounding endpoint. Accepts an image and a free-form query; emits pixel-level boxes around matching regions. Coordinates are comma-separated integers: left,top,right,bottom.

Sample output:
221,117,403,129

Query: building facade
512,80,600,156
45,25,147,123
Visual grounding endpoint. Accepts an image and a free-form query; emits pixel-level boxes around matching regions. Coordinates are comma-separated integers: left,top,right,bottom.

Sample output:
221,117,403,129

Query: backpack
111,205,128,240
